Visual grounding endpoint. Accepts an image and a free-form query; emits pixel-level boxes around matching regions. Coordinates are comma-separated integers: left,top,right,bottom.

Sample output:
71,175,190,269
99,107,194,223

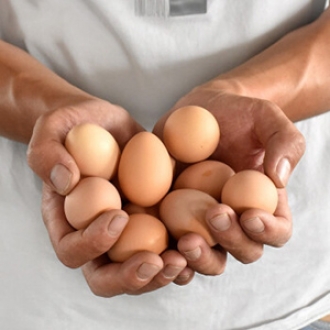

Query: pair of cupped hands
27,80,305,297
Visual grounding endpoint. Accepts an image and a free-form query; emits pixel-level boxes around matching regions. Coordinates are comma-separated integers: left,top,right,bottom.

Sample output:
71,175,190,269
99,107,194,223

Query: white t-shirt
1,1,330,329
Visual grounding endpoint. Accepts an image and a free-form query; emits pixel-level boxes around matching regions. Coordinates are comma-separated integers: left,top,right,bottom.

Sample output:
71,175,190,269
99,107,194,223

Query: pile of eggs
64,106,278,262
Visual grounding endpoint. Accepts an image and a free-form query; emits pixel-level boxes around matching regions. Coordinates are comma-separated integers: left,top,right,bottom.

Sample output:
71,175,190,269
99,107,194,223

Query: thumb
27,119,80,196
263,127,305,188
49,152,80,195
254,101,306,188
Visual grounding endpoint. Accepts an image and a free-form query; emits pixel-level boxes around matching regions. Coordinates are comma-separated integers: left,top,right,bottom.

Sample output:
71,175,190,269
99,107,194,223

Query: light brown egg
221,170,278,214
163,106,220,163
64,177,122,230
65,123,121,180
173,160,235,201
159,189,218,246
107,213,168,262
118,132,173,207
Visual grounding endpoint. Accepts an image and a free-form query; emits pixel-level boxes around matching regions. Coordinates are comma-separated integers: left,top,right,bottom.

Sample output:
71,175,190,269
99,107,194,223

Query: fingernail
162,265,183,279
175,267,194,283
50,164,72,194
137,263,161,280
176,274,191,283
276,158,291,187
108,215,129,237
209,213,231,231
183,246,201,261
243,217,265,233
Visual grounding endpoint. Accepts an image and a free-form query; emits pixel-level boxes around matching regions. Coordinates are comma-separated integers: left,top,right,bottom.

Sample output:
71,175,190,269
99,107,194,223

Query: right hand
27,97,193,297
153,81,305,273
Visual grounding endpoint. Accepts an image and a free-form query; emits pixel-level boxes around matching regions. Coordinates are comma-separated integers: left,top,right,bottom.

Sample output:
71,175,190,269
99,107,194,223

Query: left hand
42,183,194,297
28,97,194,297
153,80,305,275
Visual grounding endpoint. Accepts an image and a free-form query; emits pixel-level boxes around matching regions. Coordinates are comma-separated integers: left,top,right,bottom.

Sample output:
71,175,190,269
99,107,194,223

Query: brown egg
123,202,160,218
64,177,122,230
163,106,220,163
118,132,173,207
107,213,168,262
159,189,218,246
173,160,235,201
65,123,121,180
221,170,278,214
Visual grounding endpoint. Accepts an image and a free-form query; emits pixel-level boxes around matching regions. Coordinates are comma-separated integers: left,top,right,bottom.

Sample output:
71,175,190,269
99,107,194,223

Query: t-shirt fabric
0,1,330,329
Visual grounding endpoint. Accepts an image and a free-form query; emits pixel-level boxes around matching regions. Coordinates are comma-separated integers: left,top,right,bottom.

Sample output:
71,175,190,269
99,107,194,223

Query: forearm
213,7,330,122
0,40,91,143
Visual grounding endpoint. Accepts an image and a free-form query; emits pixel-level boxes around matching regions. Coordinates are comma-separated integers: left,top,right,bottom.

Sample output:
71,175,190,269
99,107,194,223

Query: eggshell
173,160,235,201
221,170,278,214
65,123,121,180
107,213,168,262
163,106,220,163
159,189,218,246
64,177,122,230
118,132,173,207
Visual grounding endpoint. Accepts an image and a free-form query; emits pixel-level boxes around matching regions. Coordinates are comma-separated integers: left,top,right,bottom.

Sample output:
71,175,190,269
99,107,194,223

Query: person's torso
0,0,325,129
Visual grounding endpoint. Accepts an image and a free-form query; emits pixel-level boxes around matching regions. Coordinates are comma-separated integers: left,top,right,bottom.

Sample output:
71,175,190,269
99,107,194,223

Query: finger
240,188,292,247
42,184,129,268
82,252,164,297
131,250,192,294
177,233,227,275
27,102,144,195
205,204,264,264
252,99,306,187
27,112,81,195
157,250,188,283
173,267,195,286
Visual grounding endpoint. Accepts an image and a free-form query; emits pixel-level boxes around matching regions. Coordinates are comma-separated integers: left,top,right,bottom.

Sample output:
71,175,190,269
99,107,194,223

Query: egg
64,177,122,230
173,160,235,200
163,106,220,163
159,188,218,246
65,123,121,180
221,170,278,214
118,132,173,207
107,213,168,262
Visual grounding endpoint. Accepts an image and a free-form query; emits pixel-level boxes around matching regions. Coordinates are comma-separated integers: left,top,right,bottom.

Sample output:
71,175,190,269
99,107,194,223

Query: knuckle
26,116,50,169
174,272,195,286
196,251,227,276
83,224,114,255
239,247,264,264
267,220,293,247
89,236,111,256
54,238,83,269
210,262,226,276
87,280,112,298
87,283,103,297
84,276,112,298
286,124,306,160
272,229,293,248
26,137,41,168
122,280,145,294
294,130,306,157
56,250,79,269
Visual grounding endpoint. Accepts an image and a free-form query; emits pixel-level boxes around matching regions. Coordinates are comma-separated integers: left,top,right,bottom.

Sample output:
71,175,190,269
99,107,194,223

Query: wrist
9,92,96,144
203,77,247,97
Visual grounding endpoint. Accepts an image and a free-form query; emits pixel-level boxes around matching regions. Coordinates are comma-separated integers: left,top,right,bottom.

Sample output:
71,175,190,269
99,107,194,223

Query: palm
159,88,272,173
206,92,266,172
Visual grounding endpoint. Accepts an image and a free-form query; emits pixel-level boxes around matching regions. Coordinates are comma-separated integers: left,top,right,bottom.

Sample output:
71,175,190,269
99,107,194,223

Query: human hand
153,80,305,274
42,183,192,297
28,97,193,296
